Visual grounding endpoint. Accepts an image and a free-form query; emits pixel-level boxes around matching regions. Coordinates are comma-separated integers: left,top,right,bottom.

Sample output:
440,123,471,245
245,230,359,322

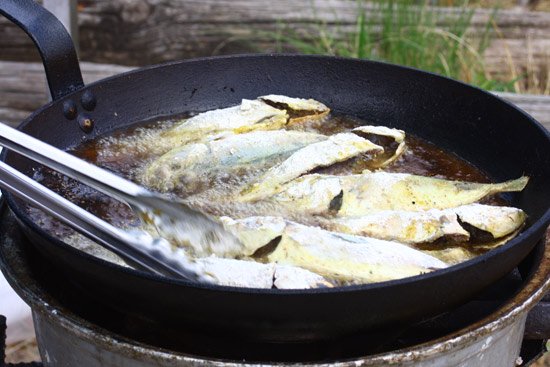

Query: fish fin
489,176,529,194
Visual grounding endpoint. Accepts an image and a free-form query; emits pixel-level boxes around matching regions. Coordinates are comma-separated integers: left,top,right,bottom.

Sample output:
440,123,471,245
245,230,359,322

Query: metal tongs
0,123,243,282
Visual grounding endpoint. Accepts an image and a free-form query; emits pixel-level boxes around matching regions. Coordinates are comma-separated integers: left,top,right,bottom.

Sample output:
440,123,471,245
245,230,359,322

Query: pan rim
2,53,550,295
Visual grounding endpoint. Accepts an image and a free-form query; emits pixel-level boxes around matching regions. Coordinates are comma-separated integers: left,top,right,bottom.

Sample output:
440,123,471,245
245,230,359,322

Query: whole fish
142,130,327,193
220,216,447,283
195,257,332,289
240,125,406,202
323,203,526,244
267,172,529,216
267,222,448,283
239,132,383,201
161,95,330,146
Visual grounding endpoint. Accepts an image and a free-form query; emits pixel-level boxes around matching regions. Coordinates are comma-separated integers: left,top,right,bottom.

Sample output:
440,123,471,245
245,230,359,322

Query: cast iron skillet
1,0,550,343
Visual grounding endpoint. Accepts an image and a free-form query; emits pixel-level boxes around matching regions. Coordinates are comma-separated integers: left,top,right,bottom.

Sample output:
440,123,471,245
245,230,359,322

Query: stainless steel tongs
0,123,242,282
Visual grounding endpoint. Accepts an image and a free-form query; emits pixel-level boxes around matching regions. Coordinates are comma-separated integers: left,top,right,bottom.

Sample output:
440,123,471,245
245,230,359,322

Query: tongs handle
0,123,151,206
0,158,207,281
0,123,239,251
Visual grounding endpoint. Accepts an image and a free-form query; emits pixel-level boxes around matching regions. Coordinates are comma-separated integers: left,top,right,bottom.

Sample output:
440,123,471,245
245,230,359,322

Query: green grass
273,0,514,91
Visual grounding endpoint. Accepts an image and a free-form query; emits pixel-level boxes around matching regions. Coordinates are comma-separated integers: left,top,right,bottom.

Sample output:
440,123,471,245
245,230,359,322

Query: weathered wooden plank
0,0,548,77
494,92,550,130
1,61,548,132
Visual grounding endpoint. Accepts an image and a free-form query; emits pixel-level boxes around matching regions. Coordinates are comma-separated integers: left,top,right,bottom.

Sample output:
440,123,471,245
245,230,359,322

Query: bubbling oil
31,113,500,232
29,111,499,266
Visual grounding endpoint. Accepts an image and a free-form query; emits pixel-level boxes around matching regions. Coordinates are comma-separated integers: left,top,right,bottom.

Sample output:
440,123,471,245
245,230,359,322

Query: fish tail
491,176,529,194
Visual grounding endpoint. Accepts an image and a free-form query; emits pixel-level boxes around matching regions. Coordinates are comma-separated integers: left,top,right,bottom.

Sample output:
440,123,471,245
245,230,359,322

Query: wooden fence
0,1,548,130
0,0,549,77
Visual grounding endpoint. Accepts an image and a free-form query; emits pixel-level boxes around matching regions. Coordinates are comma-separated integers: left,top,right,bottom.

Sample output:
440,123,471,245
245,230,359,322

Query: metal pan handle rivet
77,114,94,133
80,90,97,111
62,100,77,120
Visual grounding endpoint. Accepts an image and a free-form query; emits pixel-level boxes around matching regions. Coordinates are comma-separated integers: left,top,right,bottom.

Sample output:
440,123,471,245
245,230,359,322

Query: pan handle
0,0,84,100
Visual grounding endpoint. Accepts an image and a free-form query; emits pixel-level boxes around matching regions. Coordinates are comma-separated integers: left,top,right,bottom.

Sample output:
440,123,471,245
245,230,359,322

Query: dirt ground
533,342,550,367
533,354,550,367
5,339,40,364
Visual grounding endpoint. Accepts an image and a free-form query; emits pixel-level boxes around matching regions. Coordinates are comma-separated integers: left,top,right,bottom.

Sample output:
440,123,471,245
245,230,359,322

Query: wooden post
43,0,79,55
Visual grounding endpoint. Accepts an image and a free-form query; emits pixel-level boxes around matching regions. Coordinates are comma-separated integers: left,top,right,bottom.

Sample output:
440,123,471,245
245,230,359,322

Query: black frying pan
1,0,550,344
